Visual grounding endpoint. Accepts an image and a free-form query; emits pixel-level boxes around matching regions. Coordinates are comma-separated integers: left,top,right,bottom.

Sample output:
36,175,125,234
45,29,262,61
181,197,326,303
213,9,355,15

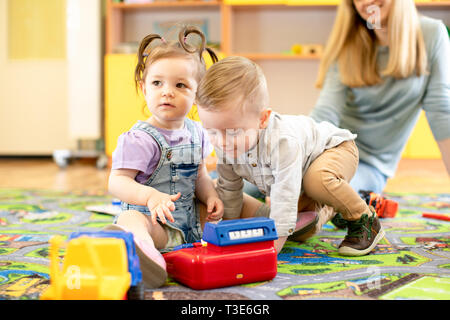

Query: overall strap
131,121,170,150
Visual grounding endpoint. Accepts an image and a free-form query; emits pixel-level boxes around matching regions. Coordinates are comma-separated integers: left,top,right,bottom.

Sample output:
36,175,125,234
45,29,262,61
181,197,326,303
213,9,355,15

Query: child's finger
207,201,215,213
211,212,221,219
207,213,220,221
162,206,174,223
216,200,224,213
156,206,167,224
151,210,158,225
166,200,175,211
170,192,181,202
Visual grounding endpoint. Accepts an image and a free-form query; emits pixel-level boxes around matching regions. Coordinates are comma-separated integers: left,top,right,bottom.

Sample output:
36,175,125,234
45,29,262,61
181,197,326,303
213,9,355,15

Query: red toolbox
163,217,278,290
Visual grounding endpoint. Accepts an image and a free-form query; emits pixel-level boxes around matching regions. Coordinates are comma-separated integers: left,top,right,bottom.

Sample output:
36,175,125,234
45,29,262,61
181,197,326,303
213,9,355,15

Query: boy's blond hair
196,56,269,113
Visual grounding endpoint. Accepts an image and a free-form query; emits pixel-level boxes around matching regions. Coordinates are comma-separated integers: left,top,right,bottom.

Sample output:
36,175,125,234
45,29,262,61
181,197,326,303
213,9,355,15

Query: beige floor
0,157,448,194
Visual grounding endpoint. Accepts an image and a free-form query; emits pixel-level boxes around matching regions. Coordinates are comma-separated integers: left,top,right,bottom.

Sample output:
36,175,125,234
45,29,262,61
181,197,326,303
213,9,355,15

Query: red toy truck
163,217,278,290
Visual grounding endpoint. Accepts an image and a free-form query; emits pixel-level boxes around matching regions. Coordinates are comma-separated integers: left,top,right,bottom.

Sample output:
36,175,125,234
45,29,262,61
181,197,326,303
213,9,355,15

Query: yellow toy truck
40,231,144,300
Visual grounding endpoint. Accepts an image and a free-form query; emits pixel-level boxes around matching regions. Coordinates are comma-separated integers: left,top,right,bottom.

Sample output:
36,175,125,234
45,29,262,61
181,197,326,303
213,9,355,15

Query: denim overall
119,119,203,244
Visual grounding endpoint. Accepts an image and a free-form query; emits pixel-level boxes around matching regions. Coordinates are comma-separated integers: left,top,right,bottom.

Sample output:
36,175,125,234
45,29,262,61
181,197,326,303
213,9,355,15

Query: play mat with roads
0,188,448,300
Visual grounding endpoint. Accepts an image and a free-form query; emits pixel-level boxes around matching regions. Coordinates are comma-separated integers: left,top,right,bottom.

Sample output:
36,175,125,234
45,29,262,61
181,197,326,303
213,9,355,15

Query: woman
310,0,450,193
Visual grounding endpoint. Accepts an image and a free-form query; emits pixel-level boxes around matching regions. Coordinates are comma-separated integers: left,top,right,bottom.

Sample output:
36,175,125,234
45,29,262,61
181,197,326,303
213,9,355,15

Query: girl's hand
146,191,181,225
205,196,224,222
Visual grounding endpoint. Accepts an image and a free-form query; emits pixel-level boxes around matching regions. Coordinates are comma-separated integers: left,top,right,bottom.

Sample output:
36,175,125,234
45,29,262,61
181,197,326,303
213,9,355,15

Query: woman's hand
205,196,224,222
146,191,181,225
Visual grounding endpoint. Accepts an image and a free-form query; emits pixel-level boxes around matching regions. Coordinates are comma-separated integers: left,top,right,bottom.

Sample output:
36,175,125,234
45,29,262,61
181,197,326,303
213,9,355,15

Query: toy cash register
163,217,278,290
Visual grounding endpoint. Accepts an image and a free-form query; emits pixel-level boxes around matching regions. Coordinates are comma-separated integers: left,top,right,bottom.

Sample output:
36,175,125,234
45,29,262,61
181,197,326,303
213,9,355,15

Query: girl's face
352,0,392,28
142,57,198,129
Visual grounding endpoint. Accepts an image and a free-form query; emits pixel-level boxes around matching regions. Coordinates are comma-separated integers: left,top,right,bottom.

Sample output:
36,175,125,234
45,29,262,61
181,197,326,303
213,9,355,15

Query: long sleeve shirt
310,16,450,178
216,112,356,237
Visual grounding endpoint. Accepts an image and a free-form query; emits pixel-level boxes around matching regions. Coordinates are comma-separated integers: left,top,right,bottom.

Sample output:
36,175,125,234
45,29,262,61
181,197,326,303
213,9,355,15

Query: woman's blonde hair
196,56,269,113
316,0,428,88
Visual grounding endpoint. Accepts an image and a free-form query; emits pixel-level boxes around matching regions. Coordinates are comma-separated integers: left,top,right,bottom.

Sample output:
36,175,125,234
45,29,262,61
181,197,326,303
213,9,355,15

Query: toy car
40,230,143,300
163,217,278,290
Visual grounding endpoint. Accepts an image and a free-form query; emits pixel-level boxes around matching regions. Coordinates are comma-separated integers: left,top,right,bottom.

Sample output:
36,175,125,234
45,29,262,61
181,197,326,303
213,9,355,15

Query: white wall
0,0,102,155
0,0,72,155
67,0,102,140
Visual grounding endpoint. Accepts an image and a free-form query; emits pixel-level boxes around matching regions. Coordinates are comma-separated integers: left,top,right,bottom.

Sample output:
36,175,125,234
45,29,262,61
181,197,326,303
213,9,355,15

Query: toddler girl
106,26,223,288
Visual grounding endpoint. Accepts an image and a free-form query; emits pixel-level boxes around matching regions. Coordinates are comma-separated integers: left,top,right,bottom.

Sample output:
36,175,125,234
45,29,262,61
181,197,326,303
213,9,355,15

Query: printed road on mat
0,189,449,300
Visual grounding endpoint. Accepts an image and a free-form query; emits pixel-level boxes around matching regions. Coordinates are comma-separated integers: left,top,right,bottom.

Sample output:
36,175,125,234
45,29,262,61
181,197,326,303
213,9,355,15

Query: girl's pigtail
179,26,218,64
205,47,219,64
179,26,204,56
134,34,164,92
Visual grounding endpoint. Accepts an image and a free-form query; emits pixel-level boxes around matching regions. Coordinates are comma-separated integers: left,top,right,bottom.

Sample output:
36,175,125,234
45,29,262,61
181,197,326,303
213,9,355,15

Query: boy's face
198,100,271,159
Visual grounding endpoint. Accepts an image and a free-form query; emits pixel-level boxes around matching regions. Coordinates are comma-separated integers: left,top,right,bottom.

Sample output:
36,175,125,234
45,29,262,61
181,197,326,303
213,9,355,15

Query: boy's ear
259,108,272,129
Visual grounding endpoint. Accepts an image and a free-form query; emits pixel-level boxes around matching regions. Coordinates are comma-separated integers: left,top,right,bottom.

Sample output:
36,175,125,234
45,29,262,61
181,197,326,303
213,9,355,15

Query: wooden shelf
237,53,321,60
224,0,450,7
110,0,450,8
415,1,450,6
111,0,221,9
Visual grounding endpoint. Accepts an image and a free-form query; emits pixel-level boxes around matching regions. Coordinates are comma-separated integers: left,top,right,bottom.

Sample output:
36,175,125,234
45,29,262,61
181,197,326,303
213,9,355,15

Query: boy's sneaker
330,190,398,229
338,206,385,256
331,212,348,229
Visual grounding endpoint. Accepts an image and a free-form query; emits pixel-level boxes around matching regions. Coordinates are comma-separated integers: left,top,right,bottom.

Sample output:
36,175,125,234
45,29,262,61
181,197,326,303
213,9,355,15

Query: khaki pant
298,140,370,222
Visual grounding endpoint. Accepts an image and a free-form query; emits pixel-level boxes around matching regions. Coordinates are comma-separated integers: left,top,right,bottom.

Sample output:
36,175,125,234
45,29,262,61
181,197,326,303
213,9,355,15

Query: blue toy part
111,199,121,206
173,243,195,251
69,230,142,286
202,217,278,246
172,242,203,251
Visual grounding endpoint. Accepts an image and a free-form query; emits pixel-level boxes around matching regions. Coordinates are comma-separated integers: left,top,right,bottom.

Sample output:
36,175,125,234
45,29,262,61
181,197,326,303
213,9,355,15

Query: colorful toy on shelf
40,230,144,300
290,43,323,57
163,217,278,290
291,43,303,55
359,190,399,218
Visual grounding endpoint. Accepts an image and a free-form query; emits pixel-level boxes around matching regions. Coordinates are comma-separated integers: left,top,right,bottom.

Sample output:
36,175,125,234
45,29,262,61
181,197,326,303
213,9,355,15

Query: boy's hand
146,191,181,225
206,196,224,222
265,196,271,207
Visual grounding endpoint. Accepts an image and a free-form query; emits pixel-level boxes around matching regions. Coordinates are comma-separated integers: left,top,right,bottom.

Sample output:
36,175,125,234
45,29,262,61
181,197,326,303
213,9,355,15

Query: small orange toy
359,190,399,218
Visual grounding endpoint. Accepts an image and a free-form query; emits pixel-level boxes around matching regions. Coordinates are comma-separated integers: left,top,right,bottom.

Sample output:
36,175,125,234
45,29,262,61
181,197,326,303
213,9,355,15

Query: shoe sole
338,227,386,257
287,212,319,241
103,224,168,288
